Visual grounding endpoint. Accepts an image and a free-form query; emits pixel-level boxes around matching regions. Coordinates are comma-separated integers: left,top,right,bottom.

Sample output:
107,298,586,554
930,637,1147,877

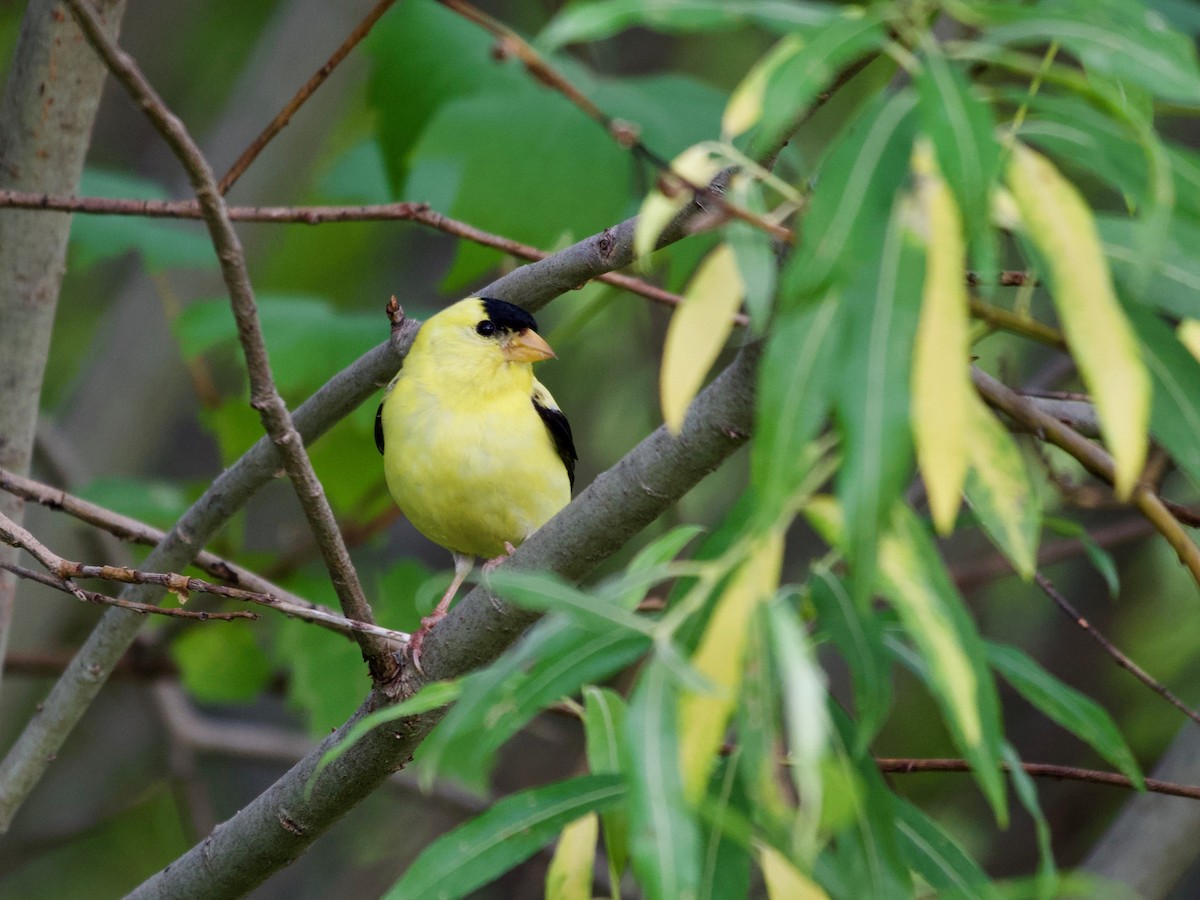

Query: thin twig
0,467,410,645
969,295,1066,350
972,367,1200,590
218,0,399,194
1,561,255,622
1161,497,1200,528
435,0,793,243
953,516,1153,591
67,0,393,680
877,757,1200,801
1034,571,1200,728
0,191,715,320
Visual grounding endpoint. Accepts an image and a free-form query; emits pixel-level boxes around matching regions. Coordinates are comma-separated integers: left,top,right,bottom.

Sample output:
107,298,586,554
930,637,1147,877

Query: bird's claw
482,542,518,574
407,611,447,675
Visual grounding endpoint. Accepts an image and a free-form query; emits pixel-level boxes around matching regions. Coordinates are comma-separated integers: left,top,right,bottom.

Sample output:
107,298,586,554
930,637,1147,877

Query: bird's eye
476,320,498,337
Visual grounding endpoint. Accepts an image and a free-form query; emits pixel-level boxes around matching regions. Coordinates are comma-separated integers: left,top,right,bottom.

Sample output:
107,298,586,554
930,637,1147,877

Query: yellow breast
381,336,571,559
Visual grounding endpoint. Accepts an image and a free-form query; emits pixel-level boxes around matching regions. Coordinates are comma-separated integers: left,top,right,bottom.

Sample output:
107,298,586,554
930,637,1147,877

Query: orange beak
501,328,555,362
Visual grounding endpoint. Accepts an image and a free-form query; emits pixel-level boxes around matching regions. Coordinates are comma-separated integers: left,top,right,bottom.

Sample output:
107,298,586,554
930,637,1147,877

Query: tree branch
0,561,256,622
66,0,391,678
0,190,718,320
877,758,1200,801
1034,570,1200,727
972,367,1200,590
0,466,410,644
128,343,758,899
0,0,129,702
217,0,400,195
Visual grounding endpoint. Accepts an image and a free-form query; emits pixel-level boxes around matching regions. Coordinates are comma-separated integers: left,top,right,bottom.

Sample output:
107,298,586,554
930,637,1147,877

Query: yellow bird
376,297,576,669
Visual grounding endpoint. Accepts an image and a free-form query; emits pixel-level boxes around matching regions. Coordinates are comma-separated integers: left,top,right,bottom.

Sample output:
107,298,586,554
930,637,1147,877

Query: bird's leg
408,552,474,673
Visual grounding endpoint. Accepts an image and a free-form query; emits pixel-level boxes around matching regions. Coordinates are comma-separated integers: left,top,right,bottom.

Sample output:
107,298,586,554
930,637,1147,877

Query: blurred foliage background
2,0,1200,897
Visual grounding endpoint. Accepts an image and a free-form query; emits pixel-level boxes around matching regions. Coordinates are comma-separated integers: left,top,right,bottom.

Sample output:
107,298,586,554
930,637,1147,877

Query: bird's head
426,296,554,360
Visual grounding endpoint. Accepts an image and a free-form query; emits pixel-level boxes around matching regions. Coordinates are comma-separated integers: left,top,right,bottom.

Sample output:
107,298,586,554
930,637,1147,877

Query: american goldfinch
376,297,577,669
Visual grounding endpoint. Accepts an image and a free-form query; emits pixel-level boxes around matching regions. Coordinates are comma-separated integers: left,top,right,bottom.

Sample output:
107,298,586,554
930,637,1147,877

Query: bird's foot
482,542,517,574
407,609,447,675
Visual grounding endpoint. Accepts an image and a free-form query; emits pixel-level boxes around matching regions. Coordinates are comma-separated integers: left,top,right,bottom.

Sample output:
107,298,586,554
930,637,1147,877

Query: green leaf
75,476,190,532
726,179,777,333
734,12,886,154
173,295,381,400
385,775,625,900
1001,744,1058,899
1123,302,1200,493
892,797,994,899
915,49,1000,255
963,395,1041,580
781,89,916,301
679,536,783,803
71,168,214,272
170,621,271,704
402,74,724,287
1007,142,1150,498
317,679,463,778
629,525,706,574
279,563,429,736
980,0,1200,104
765,600,828,857
625,660,702,900
583,687,631,880
1017,92,1148,206
809,498,1007,822
809,569,891,748
1042,517,1120,597
822,707,914,896
988,642,1143,788
751,292,844,526
538,0,843,50
486,569,655,636
420,616,648,787
1101,215,1200,320
834,193,925,600
366,0,526,189
732,612,794,834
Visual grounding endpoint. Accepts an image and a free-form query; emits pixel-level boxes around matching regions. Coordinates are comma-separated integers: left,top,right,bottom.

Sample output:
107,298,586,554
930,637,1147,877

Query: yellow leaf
723,34,805,139
910,138,971,534
545,813,598,900
661,243,745,433
805,496,981,745
1177,318,1200,362
1006,142,1150,497
633,145,723,260
678,532,784,803
965,393,1040,579
758,842,829,900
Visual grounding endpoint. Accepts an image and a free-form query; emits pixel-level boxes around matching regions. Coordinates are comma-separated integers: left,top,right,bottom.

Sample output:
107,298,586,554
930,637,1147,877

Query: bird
375,296,577,671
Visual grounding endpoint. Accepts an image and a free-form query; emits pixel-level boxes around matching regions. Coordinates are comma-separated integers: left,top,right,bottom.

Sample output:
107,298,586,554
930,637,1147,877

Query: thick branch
129,344,757,899
66,0,390,677
0,0,128,701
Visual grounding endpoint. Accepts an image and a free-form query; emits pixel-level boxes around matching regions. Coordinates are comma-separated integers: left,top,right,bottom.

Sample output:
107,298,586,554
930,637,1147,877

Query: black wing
374,401,386,455
532,394,577,489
